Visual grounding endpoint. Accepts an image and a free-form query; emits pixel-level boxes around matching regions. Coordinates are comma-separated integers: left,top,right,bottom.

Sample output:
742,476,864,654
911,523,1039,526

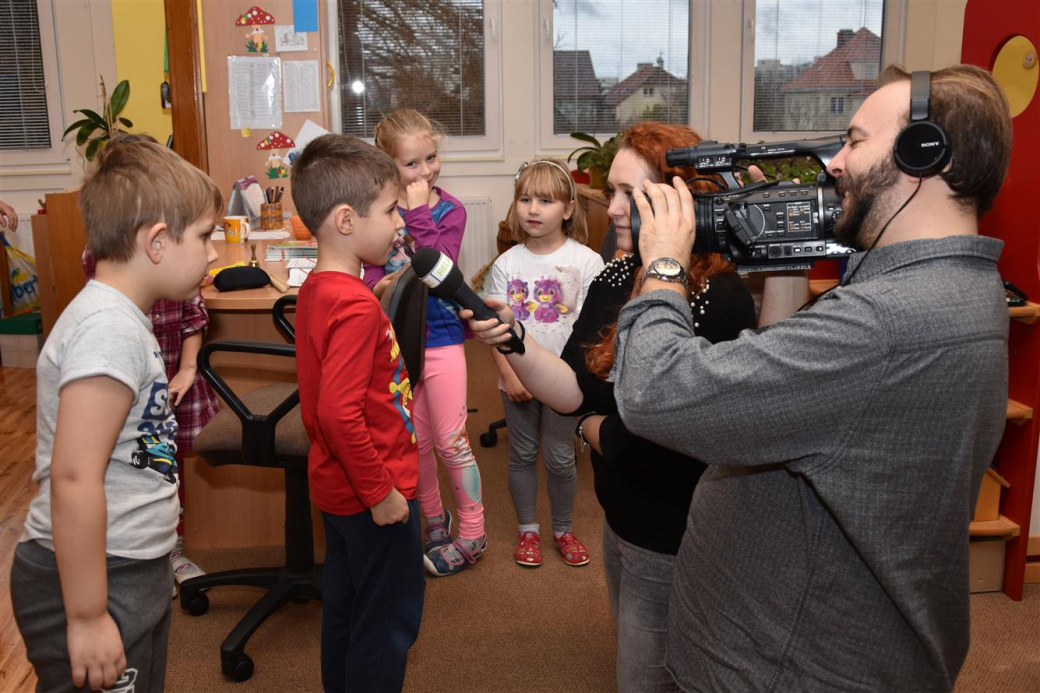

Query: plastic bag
3,236,40,313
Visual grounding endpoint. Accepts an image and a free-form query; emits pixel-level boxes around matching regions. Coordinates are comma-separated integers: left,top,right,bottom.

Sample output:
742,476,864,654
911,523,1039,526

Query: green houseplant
62,77,133,161
567,132,621,189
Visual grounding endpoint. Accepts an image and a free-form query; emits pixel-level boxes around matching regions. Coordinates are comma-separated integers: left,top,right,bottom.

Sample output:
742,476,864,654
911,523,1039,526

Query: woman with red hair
467,121,756,692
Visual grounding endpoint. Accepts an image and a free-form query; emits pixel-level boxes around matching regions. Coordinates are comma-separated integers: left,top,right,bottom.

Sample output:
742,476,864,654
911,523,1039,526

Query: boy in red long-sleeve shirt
290,135,423,693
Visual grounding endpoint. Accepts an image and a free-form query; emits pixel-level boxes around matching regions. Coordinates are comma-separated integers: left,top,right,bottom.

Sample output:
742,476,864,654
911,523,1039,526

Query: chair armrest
197,340,300,466
273,295,297,343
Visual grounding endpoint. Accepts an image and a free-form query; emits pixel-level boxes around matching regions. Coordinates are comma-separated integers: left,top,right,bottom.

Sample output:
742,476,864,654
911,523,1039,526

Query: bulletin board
201,1,331,216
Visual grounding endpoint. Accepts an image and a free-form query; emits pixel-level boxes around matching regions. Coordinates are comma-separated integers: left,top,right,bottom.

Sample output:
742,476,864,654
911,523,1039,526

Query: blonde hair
79,133,222,262
373,109,444,157
506,158,587,244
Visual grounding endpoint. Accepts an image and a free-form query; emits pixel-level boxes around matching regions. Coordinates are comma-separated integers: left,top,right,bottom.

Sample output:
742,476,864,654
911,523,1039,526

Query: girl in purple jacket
365,109,487,576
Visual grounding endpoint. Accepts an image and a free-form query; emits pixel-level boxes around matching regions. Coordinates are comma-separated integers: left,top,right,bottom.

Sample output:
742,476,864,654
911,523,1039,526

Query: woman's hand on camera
459,298,516,347
633,176,696,269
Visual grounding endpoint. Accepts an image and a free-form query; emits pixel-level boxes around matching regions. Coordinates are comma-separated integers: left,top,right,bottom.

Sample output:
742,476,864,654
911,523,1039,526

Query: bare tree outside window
753,0,885,132
337,0,485,138
553,0,689,135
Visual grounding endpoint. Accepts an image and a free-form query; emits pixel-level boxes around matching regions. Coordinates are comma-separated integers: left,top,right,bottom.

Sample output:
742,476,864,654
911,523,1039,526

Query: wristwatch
643,257,688,286
575,412,597,453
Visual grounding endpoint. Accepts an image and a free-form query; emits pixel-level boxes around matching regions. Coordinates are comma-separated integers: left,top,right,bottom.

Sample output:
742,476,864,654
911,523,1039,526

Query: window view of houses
552,0,690,135
755,28,882,132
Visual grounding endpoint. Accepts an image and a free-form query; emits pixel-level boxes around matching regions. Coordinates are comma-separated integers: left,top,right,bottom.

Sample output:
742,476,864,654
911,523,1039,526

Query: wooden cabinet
30,192,87,339
577,184,611,257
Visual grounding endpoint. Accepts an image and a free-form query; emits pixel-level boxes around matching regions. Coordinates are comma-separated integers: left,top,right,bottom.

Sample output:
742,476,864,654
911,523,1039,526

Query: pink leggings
412,344,485,540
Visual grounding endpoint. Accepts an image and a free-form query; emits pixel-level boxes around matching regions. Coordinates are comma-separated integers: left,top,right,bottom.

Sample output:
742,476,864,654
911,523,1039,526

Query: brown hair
290,134,399,233
881,64,1012,217
373,108,444,158
506,159,587,244
79,134,222,262
585,121,734,379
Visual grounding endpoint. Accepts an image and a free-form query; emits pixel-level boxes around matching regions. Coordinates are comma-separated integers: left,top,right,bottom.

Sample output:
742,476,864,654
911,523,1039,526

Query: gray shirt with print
612,236,1008,692
23,280,180,560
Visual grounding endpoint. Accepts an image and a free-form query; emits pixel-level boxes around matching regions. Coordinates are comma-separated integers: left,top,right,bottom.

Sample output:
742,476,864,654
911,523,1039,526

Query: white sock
518,523,539,535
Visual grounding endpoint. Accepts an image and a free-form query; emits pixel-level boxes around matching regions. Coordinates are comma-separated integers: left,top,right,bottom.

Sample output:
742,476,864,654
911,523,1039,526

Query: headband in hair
514,159,576,201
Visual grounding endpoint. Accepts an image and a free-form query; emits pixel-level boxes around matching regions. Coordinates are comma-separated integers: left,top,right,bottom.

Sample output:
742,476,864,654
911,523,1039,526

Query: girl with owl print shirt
486,159,604,569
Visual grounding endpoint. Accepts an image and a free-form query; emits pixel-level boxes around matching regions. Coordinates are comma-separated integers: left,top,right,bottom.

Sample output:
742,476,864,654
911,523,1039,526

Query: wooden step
969,514,1020,538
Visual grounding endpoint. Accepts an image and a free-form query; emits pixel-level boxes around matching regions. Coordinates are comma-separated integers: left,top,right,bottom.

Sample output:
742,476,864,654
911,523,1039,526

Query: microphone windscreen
411,247,463,296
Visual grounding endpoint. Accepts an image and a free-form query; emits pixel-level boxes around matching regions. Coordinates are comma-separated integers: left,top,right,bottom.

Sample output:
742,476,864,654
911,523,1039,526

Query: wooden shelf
969,514,1021,538
1006,399,1033,425
1009,300,1039,324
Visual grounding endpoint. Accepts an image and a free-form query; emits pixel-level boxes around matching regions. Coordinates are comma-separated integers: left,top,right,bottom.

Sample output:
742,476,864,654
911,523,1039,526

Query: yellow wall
110,0,171,142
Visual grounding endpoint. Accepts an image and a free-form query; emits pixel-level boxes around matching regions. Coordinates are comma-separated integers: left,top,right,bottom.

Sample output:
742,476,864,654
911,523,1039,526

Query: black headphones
892,71,951,177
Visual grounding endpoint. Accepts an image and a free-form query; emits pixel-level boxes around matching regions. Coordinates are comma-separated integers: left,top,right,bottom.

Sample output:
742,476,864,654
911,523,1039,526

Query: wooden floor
0,366,37,692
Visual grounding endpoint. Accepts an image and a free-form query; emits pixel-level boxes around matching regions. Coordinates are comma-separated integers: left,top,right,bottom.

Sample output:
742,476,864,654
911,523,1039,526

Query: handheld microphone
411,247,525,355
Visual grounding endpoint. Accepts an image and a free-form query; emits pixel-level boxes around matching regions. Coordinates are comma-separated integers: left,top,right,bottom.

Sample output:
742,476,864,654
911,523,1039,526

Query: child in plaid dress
83,247,220,585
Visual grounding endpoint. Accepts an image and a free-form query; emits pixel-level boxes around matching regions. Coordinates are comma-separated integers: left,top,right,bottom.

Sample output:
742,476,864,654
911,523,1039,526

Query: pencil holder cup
261,202,283,231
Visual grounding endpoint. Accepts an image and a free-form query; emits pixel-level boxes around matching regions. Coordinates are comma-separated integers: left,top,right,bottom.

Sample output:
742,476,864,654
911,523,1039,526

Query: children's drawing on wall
236,5,276,53
274,25,308,52
257,131,296,178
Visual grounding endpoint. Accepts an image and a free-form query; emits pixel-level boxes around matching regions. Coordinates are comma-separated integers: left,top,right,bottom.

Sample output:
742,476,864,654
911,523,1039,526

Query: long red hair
585,122,733,379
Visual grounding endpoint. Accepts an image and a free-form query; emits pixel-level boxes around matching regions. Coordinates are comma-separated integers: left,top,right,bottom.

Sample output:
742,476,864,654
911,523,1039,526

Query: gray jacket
613,236,1008,692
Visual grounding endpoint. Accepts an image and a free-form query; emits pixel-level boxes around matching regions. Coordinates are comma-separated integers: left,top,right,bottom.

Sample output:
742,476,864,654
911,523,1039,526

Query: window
330,0,501,153
0,0,52,151
544,0,690,142
748,0,886,134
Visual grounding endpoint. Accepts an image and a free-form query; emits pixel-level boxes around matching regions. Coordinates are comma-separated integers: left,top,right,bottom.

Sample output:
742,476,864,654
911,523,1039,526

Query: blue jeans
602,521,680,693
320,500,424,693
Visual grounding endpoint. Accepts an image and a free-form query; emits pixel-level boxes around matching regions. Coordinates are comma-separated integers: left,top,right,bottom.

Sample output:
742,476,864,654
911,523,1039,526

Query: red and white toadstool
236,6,275,26
258,132,296,178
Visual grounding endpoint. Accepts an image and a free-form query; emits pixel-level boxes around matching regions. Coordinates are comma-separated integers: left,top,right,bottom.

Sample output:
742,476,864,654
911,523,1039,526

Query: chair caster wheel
186,593,209,616
479,432,497,447
223,654,254,682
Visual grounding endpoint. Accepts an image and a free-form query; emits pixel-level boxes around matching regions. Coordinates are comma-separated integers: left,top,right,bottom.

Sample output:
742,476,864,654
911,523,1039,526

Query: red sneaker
514,531,542,567
553,531,590,567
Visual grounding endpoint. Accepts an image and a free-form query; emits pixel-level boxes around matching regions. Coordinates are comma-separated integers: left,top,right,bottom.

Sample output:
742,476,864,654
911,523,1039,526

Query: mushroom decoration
237,6,275,52
257,131,295,179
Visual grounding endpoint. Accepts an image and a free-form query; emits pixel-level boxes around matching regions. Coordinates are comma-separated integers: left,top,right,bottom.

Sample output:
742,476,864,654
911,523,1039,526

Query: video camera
631,136,854,271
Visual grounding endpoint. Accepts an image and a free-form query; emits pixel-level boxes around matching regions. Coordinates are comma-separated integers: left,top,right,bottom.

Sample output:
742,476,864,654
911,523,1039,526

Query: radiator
456,196,496,284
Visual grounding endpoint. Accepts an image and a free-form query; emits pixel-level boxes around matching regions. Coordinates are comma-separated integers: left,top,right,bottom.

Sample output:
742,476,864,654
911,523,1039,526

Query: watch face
653,258,682,276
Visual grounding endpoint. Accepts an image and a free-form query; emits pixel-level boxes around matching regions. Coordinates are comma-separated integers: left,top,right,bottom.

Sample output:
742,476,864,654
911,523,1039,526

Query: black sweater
560,255,756,554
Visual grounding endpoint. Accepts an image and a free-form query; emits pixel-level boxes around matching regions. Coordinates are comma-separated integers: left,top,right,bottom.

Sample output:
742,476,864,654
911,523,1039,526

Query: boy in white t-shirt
10,135,221,692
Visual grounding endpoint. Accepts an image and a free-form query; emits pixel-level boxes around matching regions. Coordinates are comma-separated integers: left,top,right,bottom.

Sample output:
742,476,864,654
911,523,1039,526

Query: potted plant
567,132,621,189
62,77,133,161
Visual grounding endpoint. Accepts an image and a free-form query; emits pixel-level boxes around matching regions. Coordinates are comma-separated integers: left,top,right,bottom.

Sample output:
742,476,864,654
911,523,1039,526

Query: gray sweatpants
500,393,577,532
11,540,173,693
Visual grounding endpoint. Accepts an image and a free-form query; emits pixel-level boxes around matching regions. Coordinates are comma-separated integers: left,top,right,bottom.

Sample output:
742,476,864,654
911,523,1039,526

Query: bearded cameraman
607,64,1013,691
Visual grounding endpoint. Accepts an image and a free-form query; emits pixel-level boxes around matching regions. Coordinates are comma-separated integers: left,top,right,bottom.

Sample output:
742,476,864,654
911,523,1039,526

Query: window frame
535,0,706,152
324,0,504,159
737,0,906,142
1,0,72,171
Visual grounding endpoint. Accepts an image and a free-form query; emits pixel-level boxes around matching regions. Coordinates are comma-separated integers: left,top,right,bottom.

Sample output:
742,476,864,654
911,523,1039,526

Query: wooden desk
184,238,309,550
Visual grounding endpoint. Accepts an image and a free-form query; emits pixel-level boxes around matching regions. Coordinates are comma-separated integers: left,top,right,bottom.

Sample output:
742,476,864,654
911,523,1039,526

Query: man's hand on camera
633,177,696,295
459,298,516,348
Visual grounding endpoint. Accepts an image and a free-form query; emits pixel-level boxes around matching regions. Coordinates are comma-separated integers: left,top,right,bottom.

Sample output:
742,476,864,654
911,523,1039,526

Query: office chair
180,294,314,682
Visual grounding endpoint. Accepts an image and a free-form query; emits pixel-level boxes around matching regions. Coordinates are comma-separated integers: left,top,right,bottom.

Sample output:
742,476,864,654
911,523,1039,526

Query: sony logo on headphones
920,141,942,147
